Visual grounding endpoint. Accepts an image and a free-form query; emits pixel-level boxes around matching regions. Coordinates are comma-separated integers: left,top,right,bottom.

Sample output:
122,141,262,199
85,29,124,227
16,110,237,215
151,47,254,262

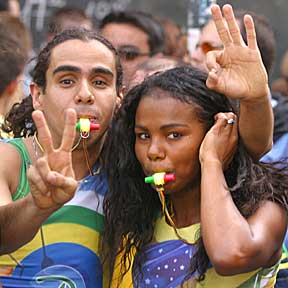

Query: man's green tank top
0,137,109,287
3,138,31,200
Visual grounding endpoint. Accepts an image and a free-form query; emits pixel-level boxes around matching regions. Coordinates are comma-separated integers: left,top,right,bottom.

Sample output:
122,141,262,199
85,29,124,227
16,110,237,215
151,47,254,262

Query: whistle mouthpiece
76,118,100,133
145,172,175,186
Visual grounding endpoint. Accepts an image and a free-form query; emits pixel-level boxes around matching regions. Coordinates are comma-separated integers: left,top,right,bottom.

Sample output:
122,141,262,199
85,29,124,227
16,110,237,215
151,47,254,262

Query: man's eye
60,79,73,86
93,80,106,86
167,132,181,139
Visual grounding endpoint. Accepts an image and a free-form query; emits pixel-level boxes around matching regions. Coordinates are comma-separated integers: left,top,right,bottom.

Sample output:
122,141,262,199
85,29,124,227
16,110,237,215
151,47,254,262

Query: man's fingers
35,158,52,188
206,50,222,71
211,4,233,47
60,109,77,152
223,4,245,46
244,14,258,50
46,172,78,204
32,110,54,154
27,165,50,197
47,172,78,191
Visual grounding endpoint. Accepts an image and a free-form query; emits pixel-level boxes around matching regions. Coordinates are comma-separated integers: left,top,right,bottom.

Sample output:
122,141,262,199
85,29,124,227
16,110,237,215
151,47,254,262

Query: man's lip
77,115,99,122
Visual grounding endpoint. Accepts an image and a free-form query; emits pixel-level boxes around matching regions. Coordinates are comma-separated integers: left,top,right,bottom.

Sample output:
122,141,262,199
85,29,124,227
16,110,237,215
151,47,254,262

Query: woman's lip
148,171,174,175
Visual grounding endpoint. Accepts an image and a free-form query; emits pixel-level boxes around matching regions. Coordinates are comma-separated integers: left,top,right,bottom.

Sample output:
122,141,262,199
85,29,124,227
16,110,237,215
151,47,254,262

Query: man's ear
116,86,125,111
30,82,44,110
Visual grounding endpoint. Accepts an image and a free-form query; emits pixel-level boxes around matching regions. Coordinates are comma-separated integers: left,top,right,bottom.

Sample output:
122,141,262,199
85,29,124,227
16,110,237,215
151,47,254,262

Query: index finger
211,4,233,47
32,110,54,154
59,108,77,152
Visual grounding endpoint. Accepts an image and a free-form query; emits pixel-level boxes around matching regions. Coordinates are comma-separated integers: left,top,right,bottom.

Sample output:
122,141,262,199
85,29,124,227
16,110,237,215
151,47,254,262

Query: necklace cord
156,186,194,245
33,132,81,153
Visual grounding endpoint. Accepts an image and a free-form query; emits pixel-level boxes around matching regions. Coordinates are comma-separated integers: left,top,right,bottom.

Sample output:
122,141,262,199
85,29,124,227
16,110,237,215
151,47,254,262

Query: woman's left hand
199,112,238,169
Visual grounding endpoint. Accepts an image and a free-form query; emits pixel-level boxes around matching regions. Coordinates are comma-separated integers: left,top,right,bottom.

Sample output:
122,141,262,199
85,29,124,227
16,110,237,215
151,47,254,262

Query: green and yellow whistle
76,118,100,138
145,172,175,186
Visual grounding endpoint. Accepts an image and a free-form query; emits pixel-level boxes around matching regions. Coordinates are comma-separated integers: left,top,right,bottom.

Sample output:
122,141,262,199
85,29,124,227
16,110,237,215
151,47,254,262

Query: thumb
206,50,222,72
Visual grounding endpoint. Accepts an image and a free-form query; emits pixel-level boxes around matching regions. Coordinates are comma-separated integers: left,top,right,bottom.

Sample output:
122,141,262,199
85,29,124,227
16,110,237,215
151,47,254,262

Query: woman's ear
30,82,44,110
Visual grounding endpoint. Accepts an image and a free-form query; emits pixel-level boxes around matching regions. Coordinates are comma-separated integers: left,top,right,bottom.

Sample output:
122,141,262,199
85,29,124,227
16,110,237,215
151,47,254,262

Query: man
0,33,25,139
0,28,123,287
47,6,93,41
99,10,165,86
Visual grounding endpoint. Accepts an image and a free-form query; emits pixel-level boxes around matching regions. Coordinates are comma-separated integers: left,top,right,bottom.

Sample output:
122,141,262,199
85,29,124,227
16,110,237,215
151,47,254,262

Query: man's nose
74,80,94,104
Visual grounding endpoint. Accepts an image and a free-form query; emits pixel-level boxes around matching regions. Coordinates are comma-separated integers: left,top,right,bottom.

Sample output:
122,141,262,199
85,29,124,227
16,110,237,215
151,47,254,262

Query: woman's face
134,91,207,195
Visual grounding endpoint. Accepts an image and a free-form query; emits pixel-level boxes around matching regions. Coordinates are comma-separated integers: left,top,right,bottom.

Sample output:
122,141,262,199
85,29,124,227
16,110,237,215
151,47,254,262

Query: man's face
32,39,121,148
190,20,223,72
101,23,151,86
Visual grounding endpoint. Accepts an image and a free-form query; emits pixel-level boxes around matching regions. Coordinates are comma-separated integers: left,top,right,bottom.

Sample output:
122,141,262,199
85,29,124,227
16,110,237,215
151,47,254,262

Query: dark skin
135,94,287,276
201,4,273,160
200,112,287,275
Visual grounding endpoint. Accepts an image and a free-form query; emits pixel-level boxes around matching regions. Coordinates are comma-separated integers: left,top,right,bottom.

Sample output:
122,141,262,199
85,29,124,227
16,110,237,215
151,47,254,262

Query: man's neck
71,137,104,180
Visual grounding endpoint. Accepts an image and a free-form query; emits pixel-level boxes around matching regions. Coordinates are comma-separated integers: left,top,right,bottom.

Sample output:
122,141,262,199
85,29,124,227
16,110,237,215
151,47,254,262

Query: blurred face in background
8,0,20,17
101,23,151,86
190,20,223,72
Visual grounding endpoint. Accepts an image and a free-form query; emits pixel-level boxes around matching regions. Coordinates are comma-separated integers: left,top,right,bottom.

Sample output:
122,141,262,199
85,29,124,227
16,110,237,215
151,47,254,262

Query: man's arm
0,109,78,254
0,195,56,255
239,91,273,159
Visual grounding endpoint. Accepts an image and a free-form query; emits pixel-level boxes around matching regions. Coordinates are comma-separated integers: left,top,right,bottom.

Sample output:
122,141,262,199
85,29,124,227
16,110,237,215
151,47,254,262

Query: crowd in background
0,0,288,287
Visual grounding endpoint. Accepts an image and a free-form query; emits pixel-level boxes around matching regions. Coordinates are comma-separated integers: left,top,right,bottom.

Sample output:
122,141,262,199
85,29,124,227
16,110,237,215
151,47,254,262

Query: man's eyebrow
91,67,114,78
53,65,81,75
52,66,114,78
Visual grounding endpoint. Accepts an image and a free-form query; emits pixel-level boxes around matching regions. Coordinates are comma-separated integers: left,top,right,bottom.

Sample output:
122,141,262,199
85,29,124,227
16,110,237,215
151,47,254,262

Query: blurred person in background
158,17,189,60
0,11,33,99
0,33,25,139
0,0,20,17
272,50,288,97
47,6,93,42
99,10,165,87
127,55,189,90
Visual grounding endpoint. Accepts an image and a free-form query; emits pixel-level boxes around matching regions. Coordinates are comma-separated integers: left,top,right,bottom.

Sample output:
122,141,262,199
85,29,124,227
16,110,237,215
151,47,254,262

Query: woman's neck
170,186,201,228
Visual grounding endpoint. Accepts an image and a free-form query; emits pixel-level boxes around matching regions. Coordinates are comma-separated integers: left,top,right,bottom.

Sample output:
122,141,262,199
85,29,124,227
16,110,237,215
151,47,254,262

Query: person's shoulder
0,139,22,171
0,139,23,202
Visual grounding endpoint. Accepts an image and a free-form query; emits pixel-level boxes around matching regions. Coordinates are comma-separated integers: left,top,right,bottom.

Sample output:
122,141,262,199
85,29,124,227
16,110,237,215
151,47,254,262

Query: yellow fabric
111,216,280,288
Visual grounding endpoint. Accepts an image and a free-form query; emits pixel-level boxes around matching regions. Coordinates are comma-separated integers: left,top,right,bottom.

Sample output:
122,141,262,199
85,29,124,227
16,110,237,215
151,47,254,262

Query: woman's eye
167,132,181,139
136,132,150,140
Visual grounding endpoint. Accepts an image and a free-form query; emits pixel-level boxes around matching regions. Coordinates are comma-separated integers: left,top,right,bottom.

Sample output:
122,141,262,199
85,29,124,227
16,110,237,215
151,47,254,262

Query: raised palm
206,4,269,100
